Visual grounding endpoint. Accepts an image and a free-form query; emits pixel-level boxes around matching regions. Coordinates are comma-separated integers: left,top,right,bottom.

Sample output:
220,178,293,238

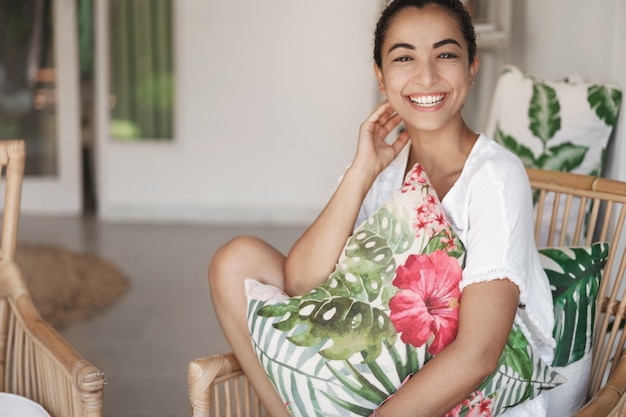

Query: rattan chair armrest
2,260,105,399
188,353,243,417
573,353,626,417
12,292,106,395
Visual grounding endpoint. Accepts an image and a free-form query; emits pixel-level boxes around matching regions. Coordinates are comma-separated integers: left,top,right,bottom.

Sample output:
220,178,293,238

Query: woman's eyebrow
433,38,462,49
387,38,462,55
387,42,415,55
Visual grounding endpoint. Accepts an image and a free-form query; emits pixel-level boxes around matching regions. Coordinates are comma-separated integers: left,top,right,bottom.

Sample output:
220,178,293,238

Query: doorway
0,0,84,215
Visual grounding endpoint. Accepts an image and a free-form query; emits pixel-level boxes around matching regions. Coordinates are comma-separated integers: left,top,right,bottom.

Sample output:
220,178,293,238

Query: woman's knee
208,235,280,289
209,235,285,288
210,235,256,278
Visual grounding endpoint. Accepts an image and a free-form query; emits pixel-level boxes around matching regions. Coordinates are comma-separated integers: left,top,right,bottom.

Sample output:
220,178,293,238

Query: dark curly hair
373,0,477,68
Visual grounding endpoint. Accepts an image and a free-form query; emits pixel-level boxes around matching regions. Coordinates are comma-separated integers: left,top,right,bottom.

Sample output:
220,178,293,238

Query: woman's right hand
352,100,410,179
284,103,409,295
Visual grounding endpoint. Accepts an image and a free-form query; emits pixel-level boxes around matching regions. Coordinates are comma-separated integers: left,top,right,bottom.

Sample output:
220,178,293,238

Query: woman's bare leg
209,235,291,417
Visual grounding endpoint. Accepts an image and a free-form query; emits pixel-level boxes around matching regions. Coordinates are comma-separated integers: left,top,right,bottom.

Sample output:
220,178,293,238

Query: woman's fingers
390,127,410,153
362,101,402,140
363,101,393,129
354,101,408,173
378,112,403,140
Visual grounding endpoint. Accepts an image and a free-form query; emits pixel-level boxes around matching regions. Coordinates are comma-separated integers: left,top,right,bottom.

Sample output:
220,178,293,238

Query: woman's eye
439,53,458,59
393,56,412,62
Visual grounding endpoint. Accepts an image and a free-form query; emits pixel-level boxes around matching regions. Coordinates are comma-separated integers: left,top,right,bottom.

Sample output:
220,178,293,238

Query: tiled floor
17,214,306,417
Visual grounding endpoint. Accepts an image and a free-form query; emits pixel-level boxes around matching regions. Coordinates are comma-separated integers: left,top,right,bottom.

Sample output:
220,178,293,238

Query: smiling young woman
208,1,557,417
373,3,479,200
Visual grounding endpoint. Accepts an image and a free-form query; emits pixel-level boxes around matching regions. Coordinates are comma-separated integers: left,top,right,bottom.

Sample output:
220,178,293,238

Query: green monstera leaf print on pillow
486,65,622,177
538,243,609,417
540,243,609,367
246,163,564,417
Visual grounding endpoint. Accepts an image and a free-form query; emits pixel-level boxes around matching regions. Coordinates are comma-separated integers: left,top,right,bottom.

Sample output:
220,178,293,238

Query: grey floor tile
17,215,306,417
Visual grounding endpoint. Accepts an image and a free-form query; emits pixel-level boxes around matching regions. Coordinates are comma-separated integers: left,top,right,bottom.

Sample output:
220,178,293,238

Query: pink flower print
465,391,494,416
416,203,430,216
414,204,435,235
470,391,493,416
412,194,448,238
444,402,464,417
389,250,462,355
414,214,431,231
410,163,426,183
440,230,459,251
445,391,494,417
432,212,447,233
402,163,428,193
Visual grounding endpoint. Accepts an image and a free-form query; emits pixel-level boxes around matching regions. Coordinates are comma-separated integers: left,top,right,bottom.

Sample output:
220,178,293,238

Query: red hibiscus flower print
389,250,462,355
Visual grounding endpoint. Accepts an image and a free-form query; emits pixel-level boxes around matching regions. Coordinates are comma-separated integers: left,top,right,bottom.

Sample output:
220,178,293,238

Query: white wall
95,0,626,224
96,1,383,224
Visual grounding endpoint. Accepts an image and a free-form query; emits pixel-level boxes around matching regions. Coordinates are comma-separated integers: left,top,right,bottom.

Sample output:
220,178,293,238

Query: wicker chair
189,167,626,417
0,140,106,416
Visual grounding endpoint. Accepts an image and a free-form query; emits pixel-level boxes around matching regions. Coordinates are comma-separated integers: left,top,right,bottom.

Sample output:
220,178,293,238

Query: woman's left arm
375,278,520,417
376,157,531,417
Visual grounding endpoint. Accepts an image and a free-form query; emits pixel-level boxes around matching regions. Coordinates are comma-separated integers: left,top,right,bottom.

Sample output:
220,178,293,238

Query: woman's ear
374,63,386,95
469,56,480,86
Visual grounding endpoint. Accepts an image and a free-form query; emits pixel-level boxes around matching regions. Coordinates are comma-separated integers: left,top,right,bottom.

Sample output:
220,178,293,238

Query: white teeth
410,94,444,107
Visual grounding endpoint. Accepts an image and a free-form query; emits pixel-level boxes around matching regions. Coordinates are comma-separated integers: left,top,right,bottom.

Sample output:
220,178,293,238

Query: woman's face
374,5,478,133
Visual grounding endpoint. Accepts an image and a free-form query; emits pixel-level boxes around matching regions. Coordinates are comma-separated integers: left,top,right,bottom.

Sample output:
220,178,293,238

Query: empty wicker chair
0,140,106,417
189,167,626,417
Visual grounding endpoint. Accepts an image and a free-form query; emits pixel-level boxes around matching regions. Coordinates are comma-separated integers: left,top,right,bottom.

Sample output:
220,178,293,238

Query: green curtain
78,0,93,77
109,0,174,140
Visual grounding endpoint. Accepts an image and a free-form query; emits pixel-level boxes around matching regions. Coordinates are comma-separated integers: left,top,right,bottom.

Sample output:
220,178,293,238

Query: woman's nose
413,61,437,86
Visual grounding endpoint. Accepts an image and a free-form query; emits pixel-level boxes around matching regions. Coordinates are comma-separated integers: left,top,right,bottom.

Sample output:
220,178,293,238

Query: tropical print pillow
486,65,623,245
540,243,609,417
486,65,622,177
246,163,564,417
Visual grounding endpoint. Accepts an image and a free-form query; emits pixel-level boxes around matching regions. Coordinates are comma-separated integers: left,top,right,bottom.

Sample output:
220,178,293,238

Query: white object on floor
0,393,51,417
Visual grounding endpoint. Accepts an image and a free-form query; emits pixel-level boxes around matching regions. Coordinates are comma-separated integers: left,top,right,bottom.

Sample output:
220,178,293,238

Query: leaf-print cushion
245,163,564,417
486,65,622,177
540,243,609,417
485,65,623,245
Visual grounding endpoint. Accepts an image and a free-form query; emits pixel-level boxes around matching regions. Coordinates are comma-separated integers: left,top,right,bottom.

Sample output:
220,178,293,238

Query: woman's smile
407,93,447,109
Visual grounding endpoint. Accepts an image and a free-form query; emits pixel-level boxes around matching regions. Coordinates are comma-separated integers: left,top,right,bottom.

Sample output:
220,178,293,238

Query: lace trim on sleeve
459,266,556,348
459,266,524,295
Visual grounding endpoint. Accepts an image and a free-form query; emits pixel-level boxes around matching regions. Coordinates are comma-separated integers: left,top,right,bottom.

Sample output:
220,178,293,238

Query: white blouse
355,134,556,416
